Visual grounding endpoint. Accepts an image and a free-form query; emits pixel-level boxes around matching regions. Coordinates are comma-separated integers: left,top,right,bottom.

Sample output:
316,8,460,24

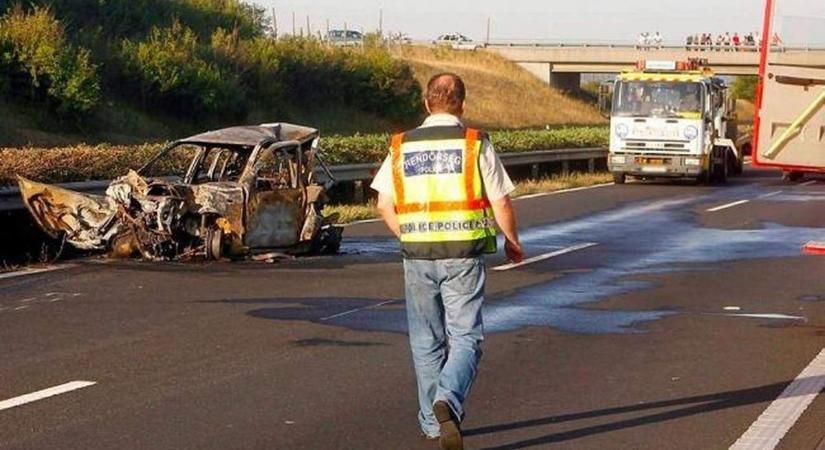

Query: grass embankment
0,127,608,186
393,46,605,129
326,172,613,224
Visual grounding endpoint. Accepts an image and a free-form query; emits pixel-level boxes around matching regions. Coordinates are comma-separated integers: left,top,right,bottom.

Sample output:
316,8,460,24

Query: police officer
371,72,524,450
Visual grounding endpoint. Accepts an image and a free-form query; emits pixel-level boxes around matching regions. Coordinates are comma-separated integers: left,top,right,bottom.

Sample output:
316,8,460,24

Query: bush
320,126,609,164
119,21,245,117
207,36,422,123
0,5,100,114
731,76,758,102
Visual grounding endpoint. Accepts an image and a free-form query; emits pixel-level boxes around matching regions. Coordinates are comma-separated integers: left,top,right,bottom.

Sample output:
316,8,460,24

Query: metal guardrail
0,147,607,212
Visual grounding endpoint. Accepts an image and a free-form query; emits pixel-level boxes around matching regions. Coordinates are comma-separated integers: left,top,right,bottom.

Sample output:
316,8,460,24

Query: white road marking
319,300,399,322
493,242,599,271
759,191,782,199
13,306,29,311
730,349,825,450
0,265,75,281
515,183,614,200
707,199,750,212
724,313,805,321
800,180,818,187
0,381,97,412
18,298,36,303
723,306,742,311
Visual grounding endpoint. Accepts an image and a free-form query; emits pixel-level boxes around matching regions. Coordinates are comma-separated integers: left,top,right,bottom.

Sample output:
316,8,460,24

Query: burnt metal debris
17,123,343,261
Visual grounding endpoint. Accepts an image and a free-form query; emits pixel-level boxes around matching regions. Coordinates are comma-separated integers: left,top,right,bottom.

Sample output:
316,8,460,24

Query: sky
257,0,825,45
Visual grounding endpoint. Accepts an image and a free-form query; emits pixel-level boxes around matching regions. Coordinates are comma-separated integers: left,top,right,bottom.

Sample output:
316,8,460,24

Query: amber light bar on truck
635,58,709,72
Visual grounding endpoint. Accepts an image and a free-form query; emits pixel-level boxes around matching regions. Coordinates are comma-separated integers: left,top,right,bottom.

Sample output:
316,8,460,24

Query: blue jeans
403,257,485,437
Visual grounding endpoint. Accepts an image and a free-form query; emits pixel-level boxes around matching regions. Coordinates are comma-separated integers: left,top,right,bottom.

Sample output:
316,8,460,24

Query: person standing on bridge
371,72,524,450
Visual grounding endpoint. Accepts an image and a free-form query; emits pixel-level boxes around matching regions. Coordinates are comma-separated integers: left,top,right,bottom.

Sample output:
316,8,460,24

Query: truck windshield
612,81,704,119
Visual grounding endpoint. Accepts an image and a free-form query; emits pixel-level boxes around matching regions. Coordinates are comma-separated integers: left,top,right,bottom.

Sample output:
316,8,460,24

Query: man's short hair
425,73,465,115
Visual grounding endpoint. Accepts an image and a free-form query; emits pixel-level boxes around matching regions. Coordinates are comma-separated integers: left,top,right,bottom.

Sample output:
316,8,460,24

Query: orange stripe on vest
395,198,491,215
390,133,405,205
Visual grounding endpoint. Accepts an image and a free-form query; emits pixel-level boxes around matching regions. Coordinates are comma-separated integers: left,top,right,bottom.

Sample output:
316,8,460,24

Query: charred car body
18,123,343,260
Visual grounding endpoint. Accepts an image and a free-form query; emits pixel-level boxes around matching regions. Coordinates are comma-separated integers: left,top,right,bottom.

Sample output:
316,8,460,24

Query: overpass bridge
487,43,825,90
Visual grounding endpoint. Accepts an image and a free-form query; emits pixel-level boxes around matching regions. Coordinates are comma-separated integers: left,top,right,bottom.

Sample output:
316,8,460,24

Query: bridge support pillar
549,72,581,92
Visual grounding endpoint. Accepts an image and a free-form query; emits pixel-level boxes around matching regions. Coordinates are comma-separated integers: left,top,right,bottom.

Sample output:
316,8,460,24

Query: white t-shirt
370,114,515,201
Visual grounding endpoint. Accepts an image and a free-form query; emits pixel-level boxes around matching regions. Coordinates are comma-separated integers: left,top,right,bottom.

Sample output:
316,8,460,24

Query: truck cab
605,59,742,184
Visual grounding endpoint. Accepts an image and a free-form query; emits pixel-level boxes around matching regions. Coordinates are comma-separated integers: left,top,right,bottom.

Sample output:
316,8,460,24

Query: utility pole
292,11,296,36
486,17,491,44
326,18,330,36
378,9,383,36
271,8,278,39
306,15,311,37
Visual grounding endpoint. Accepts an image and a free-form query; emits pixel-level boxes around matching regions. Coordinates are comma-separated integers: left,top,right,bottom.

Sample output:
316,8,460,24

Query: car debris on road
17,123,343,261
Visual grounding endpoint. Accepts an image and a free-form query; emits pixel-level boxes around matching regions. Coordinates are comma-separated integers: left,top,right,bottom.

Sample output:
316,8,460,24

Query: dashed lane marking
723,313,805,321
515,183,614,200
707,199,750,212
493,242,599,271
0,265,75,281
319,300,400,322
0,381,97,412
759,191,783,199
800,180,818,187
730,348,825,450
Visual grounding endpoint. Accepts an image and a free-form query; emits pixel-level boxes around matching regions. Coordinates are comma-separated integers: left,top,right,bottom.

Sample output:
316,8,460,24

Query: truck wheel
717,151,729,184
728,150,743,175
783,171,804,182
612,172,626,184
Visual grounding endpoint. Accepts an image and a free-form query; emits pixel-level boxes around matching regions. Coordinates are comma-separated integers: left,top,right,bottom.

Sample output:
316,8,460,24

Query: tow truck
602,59,743,184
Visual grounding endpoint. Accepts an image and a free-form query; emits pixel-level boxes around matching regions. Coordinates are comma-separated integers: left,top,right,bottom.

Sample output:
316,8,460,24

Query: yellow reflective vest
390,125,497,259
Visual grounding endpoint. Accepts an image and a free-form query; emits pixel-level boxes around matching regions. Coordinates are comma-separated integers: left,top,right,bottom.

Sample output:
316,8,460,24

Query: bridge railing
485,41,823,52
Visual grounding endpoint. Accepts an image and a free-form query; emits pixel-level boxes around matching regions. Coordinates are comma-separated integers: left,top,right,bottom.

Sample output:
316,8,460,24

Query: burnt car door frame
240,139,307,250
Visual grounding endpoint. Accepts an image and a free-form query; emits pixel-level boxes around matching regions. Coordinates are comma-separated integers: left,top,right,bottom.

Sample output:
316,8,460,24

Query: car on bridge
433,33,482,51
326,29,364,47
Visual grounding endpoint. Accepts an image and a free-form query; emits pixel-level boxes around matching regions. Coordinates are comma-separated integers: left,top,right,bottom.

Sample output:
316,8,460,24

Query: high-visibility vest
390,125,497,259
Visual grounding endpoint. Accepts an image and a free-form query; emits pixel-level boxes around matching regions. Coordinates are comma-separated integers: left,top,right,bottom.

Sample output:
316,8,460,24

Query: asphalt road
1,166,824,450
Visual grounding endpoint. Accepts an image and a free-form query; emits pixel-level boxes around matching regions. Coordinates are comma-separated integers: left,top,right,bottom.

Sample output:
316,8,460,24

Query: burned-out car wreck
17,123,343,260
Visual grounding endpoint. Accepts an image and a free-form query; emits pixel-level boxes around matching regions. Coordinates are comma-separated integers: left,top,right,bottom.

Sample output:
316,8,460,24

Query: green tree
119,21,245,117
0,5,100,114
731,76,758,102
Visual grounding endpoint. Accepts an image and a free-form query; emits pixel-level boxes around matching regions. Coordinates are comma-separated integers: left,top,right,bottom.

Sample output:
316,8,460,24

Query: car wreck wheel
205,228,223,260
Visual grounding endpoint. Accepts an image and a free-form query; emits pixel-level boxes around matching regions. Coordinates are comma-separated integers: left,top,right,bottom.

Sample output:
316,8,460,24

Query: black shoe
433,401,463,450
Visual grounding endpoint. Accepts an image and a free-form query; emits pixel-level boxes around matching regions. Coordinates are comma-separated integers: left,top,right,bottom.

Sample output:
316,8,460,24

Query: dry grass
326,201,378,225
328,172,612,225
392,46,605,129
736,99,755,125
512,172,613,197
